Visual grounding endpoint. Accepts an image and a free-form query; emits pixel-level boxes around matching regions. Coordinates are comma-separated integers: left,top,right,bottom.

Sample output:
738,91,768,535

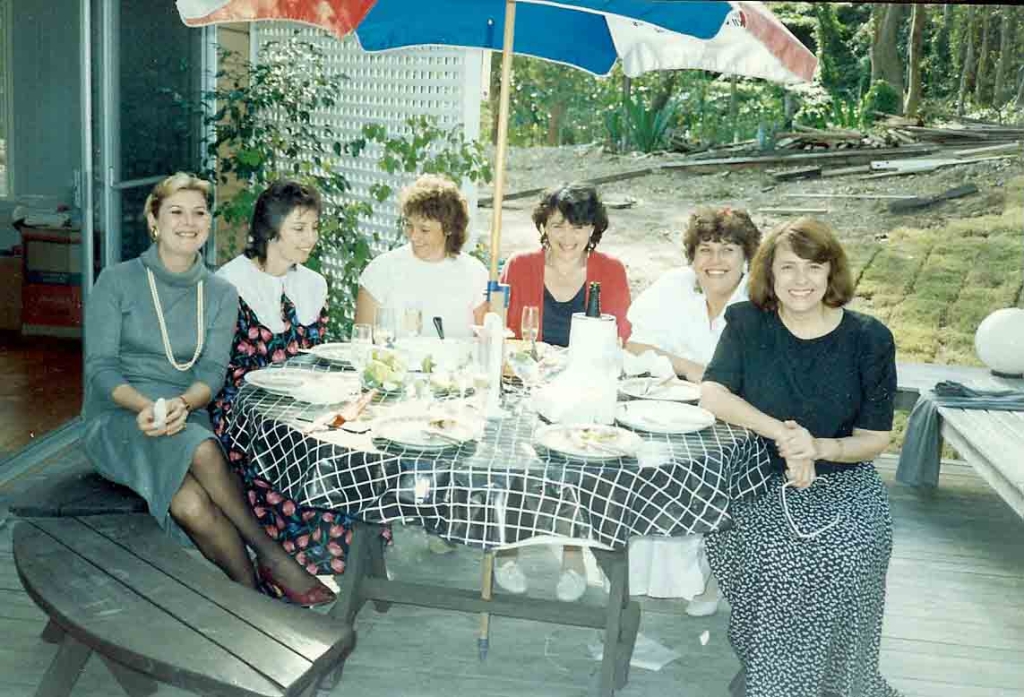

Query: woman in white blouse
626,206,762,614
355,174,488,339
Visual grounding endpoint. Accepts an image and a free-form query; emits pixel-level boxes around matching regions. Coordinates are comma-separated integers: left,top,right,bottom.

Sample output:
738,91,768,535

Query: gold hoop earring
151,227,159,240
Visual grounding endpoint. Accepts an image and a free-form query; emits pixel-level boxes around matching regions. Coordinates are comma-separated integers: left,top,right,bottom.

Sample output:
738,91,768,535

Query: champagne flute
374,307,398,348
521,305,540,360
402,306,423,340
350,322,373,373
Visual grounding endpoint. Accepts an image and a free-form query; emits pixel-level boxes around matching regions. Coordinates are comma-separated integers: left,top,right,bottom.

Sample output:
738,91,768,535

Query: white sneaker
556,568,587,602
494,560,528,594
685,577,721,617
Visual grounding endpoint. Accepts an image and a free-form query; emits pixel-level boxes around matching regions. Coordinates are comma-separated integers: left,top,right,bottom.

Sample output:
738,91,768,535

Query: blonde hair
144,173,213,240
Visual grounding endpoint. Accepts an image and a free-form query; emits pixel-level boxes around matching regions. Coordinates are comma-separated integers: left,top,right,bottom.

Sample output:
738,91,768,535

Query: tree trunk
958,6,978,116
546,102,566,146
994,8,1015,107
974,9,992,105
870,4,906,101
904,4,926,117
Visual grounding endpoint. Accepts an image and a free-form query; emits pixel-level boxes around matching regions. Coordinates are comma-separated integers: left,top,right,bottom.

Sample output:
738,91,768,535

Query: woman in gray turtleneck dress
81,173,334,606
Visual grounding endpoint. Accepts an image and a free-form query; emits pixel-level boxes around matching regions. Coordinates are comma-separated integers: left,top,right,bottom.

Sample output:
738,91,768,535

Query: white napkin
621,349,675,378
533,366,617,425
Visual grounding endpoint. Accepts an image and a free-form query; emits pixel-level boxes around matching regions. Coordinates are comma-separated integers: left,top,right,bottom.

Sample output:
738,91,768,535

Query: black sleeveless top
543,285,586,347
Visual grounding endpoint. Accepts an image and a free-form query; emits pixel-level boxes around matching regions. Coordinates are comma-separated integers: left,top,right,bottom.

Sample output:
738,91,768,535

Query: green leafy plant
859,79,901,127
203,38,492,339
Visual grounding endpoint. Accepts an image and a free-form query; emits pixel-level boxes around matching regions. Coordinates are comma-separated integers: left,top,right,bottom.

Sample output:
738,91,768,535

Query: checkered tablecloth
222,358,773,550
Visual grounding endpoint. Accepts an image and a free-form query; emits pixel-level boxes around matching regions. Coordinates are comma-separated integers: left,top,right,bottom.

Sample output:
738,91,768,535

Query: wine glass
521,305,540,359
350,323,373,373
374,307,398,348
402,306,423,340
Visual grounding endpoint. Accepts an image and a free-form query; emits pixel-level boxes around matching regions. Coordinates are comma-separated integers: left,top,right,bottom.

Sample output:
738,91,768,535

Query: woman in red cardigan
501,183,631,347
495,183,632,601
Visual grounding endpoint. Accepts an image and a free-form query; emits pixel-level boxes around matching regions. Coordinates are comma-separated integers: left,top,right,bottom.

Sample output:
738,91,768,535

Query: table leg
478,551,495,661
330,521,389,626
591,548,641,696
34,632,92,697
40,619,65,645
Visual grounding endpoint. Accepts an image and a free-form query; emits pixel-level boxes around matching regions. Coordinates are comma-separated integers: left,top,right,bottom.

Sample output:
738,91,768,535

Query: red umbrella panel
176,0,376,38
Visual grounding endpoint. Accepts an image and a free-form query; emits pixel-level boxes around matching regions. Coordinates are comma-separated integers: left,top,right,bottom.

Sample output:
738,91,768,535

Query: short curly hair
400,174,470,256
682,206,761,264
144,173,213,240
532,183,609,251
748,217,854,312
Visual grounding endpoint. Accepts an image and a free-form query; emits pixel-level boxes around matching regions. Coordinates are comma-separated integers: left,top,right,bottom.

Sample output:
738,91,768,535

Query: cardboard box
19,226,82,337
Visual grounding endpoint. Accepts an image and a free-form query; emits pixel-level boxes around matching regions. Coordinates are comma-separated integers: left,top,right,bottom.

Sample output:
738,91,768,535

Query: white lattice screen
253,24,484,330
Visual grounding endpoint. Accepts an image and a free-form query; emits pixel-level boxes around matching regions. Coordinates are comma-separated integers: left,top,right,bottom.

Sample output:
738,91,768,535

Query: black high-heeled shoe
257,564,336,608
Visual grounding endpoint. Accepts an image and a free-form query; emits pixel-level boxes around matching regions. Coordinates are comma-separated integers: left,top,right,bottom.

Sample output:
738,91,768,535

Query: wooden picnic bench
10,463,353,697
897,362,1024,519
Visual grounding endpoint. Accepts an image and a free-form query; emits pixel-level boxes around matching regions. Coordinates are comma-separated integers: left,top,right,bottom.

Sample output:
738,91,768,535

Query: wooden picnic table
897,362,1024,518
223,356,774,696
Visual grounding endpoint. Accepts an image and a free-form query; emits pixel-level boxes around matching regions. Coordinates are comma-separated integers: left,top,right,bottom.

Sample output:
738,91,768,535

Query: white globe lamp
974,308,1024,378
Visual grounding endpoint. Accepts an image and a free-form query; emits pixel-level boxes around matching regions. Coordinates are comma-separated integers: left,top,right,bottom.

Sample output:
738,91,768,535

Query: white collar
217,255,327,334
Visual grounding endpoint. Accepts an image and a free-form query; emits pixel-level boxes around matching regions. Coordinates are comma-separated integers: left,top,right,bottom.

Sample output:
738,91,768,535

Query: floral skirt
238,464,392,577
706,465,902,697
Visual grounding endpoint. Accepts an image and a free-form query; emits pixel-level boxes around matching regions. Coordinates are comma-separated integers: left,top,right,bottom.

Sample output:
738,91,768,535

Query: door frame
79,0,218,310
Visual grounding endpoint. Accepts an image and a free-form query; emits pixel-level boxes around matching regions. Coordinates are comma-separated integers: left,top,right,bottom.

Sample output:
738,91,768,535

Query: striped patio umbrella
176,0,817,283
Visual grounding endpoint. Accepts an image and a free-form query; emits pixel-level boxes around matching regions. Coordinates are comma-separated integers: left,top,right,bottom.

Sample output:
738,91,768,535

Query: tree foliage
497,3,1024,151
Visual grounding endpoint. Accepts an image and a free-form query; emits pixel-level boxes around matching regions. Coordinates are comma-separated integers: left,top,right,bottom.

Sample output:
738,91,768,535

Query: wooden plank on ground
888,184,980,213
15,521,285,697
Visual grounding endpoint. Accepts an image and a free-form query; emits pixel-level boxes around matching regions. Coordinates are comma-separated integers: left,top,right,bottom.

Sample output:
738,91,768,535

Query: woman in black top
700,218,900,697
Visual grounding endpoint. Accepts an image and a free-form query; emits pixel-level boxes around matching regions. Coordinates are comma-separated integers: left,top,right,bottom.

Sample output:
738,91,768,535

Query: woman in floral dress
211,180,387,583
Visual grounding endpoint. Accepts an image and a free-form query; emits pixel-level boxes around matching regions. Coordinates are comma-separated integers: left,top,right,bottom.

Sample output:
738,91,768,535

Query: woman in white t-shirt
355,174,488,338
625,207,762,615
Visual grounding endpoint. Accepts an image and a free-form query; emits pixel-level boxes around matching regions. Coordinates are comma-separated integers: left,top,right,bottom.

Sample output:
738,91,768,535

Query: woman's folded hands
137,397,190,437
776,420,819,488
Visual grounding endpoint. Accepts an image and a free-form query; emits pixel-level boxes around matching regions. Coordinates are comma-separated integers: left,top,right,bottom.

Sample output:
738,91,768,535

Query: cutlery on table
641,374,677,396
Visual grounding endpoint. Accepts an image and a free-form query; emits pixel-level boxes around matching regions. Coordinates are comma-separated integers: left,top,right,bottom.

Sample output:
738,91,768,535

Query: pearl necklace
147,268,204,372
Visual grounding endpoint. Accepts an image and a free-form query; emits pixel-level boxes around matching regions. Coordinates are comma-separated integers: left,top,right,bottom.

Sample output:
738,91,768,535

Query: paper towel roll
568,313,618,371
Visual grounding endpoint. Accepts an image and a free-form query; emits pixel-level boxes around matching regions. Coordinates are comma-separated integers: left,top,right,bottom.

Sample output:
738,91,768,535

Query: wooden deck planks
2,459,1023,696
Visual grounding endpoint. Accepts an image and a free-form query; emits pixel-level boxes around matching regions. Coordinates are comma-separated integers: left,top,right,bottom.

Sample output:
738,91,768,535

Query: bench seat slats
15,521,286,697
78,514,348,663
11,467,146,518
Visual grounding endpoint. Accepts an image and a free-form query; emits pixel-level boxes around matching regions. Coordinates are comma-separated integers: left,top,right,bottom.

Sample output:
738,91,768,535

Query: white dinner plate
372,414,481,452
290,372,362,404
618,377,701,402
615,401,715,434
306,342,358,366
244,368,311,396
533,424,643,462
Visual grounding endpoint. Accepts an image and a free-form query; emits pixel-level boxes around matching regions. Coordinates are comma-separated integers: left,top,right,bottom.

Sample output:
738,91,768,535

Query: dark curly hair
532,183,609,251
682,206,761,264
400,174,470,256
748,217,854,312
245,179,322,263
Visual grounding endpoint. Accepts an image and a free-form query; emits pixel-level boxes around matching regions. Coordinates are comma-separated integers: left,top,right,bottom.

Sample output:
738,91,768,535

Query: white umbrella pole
487,0,517,294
